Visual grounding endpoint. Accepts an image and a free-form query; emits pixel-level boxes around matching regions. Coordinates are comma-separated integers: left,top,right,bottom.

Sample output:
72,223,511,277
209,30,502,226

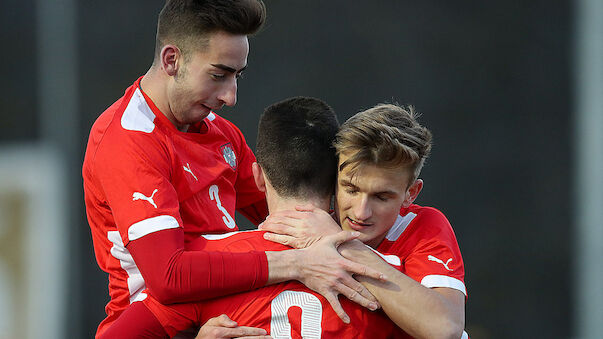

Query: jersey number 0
270,290,322,338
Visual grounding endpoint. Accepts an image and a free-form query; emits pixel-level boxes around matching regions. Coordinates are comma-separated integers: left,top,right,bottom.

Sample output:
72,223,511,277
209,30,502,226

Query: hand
195,314,271,339
293,231,386,323
259,204,340,248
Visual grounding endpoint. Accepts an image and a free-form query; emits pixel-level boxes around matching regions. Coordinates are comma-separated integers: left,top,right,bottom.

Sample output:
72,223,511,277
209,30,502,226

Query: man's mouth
346,217,372,230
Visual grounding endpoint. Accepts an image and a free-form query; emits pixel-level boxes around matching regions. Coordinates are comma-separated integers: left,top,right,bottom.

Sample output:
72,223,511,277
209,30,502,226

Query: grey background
2,1,572,338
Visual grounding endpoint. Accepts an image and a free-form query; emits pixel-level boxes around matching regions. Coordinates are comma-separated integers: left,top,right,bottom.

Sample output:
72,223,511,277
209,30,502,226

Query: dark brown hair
155,0,266,59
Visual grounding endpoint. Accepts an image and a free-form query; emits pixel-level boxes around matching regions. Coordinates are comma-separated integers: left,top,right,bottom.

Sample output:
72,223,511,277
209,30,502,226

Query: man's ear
402,179,423,208
252,162,266,192
159,44,181,76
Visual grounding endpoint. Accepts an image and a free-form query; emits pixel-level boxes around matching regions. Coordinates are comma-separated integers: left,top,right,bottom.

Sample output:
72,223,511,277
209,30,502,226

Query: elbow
145,280,178,305
434,318,465,339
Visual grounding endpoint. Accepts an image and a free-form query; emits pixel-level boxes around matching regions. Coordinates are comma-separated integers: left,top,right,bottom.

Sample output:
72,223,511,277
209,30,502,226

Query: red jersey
377,204,466,296
144,230,399,338
83,77,267,336
374,203,468,339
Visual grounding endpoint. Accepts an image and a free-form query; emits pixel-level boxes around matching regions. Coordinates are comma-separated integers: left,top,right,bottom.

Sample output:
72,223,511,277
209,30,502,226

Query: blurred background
1,0,602,338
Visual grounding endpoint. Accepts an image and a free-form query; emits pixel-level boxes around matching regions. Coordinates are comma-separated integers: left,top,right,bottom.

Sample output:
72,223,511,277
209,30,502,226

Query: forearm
128,229,269,304
265,249,299,284
340,241,464,339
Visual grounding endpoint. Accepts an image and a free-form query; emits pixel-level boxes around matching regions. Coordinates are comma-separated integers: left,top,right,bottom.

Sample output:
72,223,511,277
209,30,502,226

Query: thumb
215,314,237,327
331,230,360,247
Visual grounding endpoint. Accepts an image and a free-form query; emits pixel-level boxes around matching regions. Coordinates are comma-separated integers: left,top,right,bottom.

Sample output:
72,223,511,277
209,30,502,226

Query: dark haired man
101,97,398,338
83,2,381,337
262,104,468,338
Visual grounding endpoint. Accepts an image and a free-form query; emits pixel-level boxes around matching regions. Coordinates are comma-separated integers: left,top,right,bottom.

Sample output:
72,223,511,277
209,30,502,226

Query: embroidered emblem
220,143,237,170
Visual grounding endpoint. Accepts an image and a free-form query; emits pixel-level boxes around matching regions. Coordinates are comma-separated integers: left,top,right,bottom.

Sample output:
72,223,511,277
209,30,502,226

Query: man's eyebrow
210,63,247,73
340,179,357,187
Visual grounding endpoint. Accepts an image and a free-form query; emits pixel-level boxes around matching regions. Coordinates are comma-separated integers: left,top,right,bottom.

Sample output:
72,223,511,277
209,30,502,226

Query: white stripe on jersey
128,215,179,241
368,246,402,266
206,112,216,121
420,274,467,296
385,212,417,241
107,231,147,303
201,229,260,240
121,88,156,133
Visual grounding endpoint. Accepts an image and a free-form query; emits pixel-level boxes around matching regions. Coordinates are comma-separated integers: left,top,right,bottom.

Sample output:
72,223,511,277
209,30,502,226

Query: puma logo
183,163,198,181
428,255,453,271
132,189,158,208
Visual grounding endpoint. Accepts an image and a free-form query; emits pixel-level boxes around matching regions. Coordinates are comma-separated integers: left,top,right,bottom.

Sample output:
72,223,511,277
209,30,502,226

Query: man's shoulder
398,203,458,244
83,81,172,179
404,204,449,224
88,84,169,149
380,204,453,246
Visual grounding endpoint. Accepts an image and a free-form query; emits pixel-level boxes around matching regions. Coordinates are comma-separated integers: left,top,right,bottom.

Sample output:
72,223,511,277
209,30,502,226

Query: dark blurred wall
4,1,572,338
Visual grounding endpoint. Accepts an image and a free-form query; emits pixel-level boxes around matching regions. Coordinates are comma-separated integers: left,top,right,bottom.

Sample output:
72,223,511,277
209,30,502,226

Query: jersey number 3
209,184,236,229
270,290,322,339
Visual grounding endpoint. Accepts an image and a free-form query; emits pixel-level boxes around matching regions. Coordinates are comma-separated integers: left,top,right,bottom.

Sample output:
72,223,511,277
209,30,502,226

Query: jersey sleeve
398,208,466,296
92,126,182,247
92,125,269,304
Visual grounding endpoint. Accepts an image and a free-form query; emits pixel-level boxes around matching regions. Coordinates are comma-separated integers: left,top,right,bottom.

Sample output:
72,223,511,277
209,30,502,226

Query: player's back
191,230,399,338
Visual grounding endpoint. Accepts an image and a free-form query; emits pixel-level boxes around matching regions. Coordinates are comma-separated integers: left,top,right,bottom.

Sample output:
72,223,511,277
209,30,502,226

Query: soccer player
101,96,399,338
261,103,469,338
82,1,381,337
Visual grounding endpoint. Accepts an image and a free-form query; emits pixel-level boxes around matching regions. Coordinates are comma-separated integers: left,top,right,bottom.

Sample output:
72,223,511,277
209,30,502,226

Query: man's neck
140,68,188,132
266,194,331,214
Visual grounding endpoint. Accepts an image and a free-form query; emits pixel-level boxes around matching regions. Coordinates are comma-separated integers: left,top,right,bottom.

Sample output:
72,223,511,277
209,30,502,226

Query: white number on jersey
270,290,322,339
209,184,236,229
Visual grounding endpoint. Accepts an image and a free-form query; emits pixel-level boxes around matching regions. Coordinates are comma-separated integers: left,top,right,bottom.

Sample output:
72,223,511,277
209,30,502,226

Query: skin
141,31,248,132
335,152,423,248
260,153,465,338
139,32,386,336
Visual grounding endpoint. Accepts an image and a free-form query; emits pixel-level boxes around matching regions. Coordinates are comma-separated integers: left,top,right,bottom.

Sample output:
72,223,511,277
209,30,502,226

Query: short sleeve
93,127,183,246
398,208,466,296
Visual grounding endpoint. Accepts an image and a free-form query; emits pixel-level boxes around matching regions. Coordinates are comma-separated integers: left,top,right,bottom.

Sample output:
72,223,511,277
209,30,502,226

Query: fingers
341,258,387,282
258,218,296,233
335,276,380,310
198,315,269,339
263,233,298,248
322,291,350,324
226,326,268,337
294,203,317,212
208,314,238,328
326,230,361,248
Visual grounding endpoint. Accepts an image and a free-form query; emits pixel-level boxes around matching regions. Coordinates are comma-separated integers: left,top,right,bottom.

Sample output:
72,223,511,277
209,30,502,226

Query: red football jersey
144,230,399,338
83,77,266,335
144,203,468,338
376,204,466,297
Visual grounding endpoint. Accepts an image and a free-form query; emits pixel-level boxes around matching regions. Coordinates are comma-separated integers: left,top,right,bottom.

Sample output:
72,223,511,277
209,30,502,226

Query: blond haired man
262,103,468,338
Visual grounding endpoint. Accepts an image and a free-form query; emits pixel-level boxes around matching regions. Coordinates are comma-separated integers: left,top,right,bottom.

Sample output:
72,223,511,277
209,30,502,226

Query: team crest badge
220,143,237,170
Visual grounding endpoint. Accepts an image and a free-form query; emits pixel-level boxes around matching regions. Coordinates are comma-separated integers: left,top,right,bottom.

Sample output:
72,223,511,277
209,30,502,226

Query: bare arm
339,240,465,339
261,207,466,338
264,231,385,323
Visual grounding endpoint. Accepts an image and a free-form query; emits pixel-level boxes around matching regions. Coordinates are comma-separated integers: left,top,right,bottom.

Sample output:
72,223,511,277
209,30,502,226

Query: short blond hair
334,103,432,186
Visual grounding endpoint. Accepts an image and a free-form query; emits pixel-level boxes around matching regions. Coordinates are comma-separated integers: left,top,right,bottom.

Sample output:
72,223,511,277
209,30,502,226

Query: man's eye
376,195,389,202
345,188,358,194
211,73,225,80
